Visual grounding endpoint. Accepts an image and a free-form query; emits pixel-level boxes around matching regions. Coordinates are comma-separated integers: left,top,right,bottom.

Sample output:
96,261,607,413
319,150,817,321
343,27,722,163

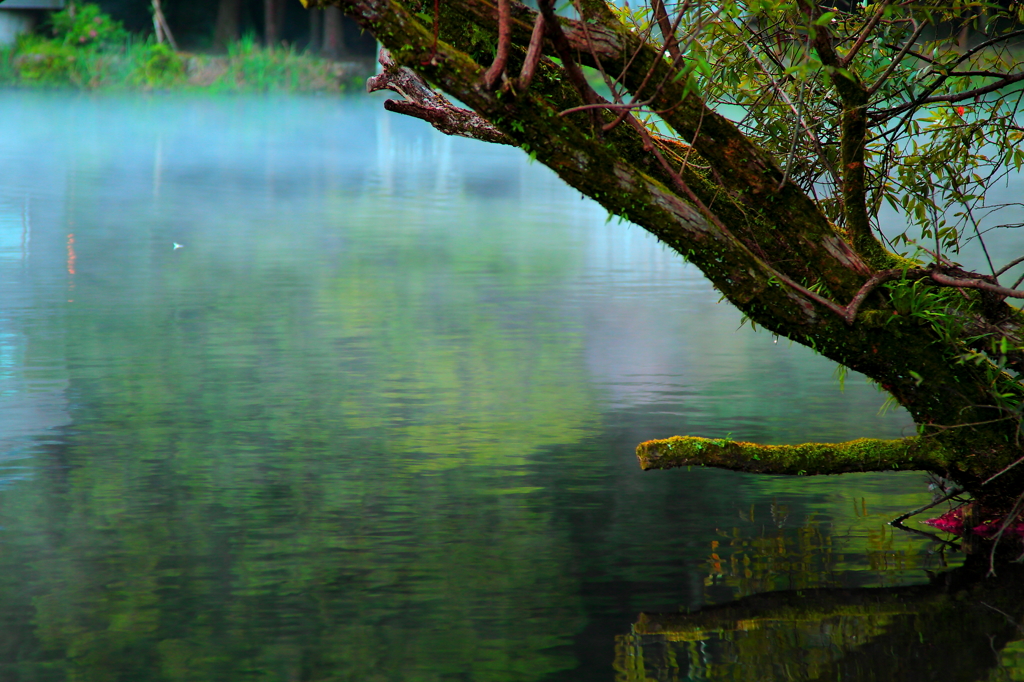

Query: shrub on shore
0,3,369,93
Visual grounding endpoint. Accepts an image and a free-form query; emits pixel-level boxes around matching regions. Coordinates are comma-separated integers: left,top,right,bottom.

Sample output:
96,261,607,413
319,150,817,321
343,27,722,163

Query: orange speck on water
67,233,76,275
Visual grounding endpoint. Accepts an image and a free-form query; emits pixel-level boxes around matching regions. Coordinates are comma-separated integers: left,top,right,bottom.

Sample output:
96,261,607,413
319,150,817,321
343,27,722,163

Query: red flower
924,506,965,534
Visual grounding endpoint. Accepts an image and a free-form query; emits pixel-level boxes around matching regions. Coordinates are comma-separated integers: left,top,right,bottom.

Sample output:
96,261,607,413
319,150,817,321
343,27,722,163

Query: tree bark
214,0,242,50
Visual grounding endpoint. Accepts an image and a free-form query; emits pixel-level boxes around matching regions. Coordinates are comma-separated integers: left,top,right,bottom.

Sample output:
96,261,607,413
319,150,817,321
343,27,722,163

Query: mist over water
0,91,977,680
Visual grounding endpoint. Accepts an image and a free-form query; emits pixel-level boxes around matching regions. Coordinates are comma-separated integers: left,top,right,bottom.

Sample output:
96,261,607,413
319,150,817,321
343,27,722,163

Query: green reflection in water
7,145,597,682
620,557,1024,682
0,92,1002,681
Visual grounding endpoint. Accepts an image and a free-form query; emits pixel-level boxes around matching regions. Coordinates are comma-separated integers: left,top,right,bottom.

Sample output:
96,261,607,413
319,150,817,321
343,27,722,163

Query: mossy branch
636,435,955,476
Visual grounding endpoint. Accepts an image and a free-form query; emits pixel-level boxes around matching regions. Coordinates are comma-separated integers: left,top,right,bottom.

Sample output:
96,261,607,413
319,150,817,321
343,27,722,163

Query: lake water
0,91,1018,681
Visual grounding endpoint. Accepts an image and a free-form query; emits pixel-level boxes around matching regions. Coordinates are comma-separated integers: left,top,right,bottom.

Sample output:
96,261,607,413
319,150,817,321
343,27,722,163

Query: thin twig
538,0,603,129
483,0,511,89
516,13,546,92
736,27,840,189
841,268,924,324
890,485,964,527
931,271,1024,300
840,0,891,68
982,453,1024,486
777,37,810,191
559,101,651,116
590,0,692,133
980,602,1024,633
989,489,1024,577
995,255,1024,278
866,20,927,96
650,0,681,64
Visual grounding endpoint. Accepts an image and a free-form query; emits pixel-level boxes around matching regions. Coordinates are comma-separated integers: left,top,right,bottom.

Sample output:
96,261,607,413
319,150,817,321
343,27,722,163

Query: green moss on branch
636,435,955,476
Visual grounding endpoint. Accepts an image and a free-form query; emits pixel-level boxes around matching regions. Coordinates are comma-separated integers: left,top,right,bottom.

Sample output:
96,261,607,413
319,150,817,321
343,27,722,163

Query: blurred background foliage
0,0,375,91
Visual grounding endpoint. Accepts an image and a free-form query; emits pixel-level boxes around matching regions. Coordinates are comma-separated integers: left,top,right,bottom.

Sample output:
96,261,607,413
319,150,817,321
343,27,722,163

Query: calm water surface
0,92,1018,681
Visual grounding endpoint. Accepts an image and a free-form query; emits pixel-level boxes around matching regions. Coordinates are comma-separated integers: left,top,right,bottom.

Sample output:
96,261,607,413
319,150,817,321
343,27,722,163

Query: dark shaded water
0,92,1016,681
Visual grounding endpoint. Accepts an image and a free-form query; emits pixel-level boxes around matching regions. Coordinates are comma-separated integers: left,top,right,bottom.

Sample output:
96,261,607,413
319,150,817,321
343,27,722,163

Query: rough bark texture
303,0,1024,504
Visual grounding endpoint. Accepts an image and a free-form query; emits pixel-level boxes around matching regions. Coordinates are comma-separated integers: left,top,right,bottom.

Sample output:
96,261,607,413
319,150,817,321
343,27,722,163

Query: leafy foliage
49,2,128,47
130,42,185,87
12,35,78,84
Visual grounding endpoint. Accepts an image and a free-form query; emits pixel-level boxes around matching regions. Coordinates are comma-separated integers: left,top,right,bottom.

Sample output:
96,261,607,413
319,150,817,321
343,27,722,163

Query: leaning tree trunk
303,0,1024,511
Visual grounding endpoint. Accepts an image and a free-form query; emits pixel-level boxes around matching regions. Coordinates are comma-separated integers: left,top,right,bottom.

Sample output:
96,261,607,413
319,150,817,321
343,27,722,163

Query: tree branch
366,49,512,145
866,20,927,96
931,271,1024,300
482,0,511,89
650,0,681,64
806,5,888,267
839,0,890,68
537,0,604,129
996,255,1024,278
636,435,955,475
515,12,546,91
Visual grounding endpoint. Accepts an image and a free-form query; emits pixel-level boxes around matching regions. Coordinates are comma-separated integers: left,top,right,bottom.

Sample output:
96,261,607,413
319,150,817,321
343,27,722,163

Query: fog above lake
0,91,928,445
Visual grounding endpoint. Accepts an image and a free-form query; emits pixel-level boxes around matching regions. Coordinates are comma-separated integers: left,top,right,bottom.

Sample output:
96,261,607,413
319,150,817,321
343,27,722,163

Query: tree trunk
264,0,285,47
214,0,242,50
151,0,177,51
308,8,323,54
322,7,346,60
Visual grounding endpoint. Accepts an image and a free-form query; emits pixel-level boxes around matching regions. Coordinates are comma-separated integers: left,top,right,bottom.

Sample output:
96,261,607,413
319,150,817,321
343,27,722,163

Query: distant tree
305,0,1024,528
214,0,242,48
322,6,346,58
264,0,285,45
308,7,323,52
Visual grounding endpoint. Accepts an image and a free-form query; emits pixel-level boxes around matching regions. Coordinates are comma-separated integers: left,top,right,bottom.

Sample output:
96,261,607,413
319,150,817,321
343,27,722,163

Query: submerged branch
637,435,955,475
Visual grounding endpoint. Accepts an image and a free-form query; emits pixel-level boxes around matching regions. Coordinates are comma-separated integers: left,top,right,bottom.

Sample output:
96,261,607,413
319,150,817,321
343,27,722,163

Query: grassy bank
0,5,370,94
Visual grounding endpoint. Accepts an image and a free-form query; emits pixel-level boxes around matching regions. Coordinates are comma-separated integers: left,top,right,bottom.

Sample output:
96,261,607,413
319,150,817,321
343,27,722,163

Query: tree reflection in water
619,538,1024,681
